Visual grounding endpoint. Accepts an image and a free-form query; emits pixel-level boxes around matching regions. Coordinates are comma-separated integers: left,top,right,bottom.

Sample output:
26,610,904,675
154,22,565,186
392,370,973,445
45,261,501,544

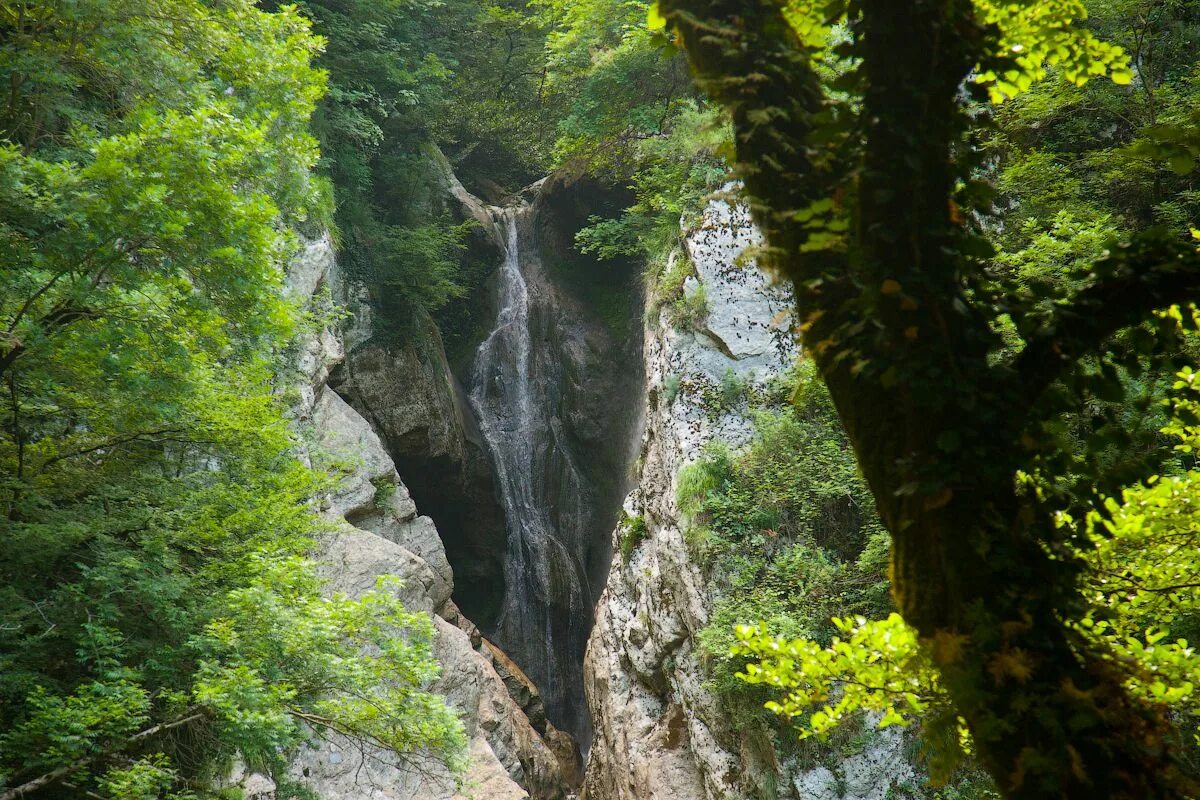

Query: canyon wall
281,235,577,800
275,171,918,800
581,198,919,800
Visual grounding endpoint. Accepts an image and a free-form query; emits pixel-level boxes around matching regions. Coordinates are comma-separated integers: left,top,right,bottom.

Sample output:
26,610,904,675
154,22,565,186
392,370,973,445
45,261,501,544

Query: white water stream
468,200,593,743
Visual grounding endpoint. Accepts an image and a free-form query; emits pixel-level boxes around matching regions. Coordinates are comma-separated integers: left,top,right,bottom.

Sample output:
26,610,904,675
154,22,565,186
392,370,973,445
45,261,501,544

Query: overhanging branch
1012,229,1200,409
0,710,205,800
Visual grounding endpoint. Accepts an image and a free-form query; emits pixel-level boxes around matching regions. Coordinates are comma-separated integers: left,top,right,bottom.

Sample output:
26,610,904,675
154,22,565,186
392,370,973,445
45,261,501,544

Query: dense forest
1,0,1199,799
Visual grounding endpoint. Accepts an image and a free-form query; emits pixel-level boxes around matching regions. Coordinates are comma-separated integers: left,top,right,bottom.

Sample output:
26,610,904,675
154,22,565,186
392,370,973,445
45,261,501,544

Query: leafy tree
268,0,477,321
0,2,464,796
734,368,1200,782
654,0,1200,794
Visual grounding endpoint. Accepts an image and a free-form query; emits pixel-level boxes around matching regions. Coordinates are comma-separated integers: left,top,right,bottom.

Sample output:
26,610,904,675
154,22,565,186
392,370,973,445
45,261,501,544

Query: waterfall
468,198,594,744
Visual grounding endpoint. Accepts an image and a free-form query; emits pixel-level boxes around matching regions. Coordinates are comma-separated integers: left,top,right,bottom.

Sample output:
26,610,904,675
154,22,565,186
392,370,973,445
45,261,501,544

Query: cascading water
468,196,595,744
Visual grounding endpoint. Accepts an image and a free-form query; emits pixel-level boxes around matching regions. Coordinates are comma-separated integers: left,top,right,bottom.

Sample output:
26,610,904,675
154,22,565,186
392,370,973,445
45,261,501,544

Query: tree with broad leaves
653,0,1200,795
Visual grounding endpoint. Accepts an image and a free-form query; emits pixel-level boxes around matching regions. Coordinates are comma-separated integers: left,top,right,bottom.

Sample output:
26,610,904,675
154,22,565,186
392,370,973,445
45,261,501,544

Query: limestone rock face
581,199,915,800
331,264,510,631
282,235,572,800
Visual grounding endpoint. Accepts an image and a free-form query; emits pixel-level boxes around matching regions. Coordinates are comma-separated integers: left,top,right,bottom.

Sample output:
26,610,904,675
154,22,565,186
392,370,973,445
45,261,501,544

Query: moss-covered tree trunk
657,0,1200,795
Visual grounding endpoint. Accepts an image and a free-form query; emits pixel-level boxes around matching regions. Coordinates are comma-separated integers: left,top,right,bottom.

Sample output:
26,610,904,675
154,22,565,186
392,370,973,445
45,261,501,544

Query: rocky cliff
281,234,577,800
581,198,918,800
273,179,915,800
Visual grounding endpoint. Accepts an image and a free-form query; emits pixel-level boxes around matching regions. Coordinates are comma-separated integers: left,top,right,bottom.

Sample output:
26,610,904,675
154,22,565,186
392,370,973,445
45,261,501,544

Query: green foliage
576,101,732,268
719,368,748,408
972,0,1133,101
654,0,1200,787
775,0,1134,102
273,0,473,320
663,373,682,404
993,212,1120,287
650,252,696,313
434,1,564,188
0,2,465,796
552,32,692,174
279,0,581,325
679,362,891,728
986,1,1200,247
542,0,729,272
97,756,181,800
366,219,475,316
536,0,695,174
618,513,649,560
732,367,1200,779
193,566,466,769
670,283,710,331
648,248,716,334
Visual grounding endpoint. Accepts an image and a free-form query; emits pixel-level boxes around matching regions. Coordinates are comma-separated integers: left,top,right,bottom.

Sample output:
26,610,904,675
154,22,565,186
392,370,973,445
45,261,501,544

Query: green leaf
647,3,667,31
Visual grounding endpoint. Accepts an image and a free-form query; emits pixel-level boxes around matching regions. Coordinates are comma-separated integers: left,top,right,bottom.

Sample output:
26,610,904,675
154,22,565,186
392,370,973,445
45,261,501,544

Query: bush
719,368,747,408
682,360,892,726
619,514,649,561
669,283,709,331
663,373,682,405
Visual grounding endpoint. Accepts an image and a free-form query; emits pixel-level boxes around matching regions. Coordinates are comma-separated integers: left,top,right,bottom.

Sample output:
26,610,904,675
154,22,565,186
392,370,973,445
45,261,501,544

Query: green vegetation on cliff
678,363,890,728
5,0,1200,797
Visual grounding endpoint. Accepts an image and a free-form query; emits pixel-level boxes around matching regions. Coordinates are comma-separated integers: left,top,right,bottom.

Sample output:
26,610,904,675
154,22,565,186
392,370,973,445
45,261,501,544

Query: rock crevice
284,234,576,800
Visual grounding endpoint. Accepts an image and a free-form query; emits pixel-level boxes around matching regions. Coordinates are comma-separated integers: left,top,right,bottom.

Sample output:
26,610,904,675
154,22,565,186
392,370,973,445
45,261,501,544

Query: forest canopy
0,3,464,798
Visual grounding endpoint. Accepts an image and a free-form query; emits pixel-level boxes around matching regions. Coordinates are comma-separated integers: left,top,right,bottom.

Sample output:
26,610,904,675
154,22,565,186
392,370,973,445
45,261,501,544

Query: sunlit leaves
974,0,1132,101
647,2,666,30
736,379,1200,762
733,614,942,737
0,2,467,796
778,0,1132,102
192,562,466,769
0,681,151,773
781,0,845,51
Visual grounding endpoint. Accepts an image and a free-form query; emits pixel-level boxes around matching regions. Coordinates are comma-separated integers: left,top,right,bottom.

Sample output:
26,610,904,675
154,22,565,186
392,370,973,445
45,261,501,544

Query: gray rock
280,235,572,800
582,197,919,800
312,385,396,520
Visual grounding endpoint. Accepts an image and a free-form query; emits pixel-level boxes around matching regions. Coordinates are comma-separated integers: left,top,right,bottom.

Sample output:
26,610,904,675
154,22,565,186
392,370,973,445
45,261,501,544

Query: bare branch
0,711,205,800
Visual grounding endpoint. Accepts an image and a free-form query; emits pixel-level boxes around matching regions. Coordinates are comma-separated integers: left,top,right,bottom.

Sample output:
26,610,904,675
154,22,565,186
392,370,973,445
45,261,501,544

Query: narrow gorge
6,5,1194,800
282,159,925,800
463,183,640,746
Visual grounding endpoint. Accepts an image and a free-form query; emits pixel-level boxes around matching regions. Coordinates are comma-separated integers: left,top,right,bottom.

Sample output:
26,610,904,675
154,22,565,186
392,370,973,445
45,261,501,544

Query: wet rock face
329,282,510,630
463,176,644,749
319,155,643,752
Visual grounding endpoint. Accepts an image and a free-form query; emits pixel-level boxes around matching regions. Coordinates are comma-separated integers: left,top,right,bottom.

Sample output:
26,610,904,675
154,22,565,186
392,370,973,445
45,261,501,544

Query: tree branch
1013,229,1200,410
34,427,193,474
0,710,205,800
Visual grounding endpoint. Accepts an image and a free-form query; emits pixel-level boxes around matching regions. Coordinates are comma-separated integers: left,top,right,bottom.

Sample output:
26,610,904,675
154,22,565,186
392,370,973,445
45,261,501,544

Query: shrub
683,360,892,727
719,367,747,408
619,514,649,561
649,252,709,332
663,373,682,405
669,283,709,331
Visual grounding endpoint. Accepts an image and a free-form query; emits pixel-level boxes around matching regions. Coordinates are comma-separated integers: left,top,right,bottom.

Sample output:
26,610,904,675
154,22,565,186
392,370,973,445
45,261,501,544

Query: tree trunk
658,0,1200,794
